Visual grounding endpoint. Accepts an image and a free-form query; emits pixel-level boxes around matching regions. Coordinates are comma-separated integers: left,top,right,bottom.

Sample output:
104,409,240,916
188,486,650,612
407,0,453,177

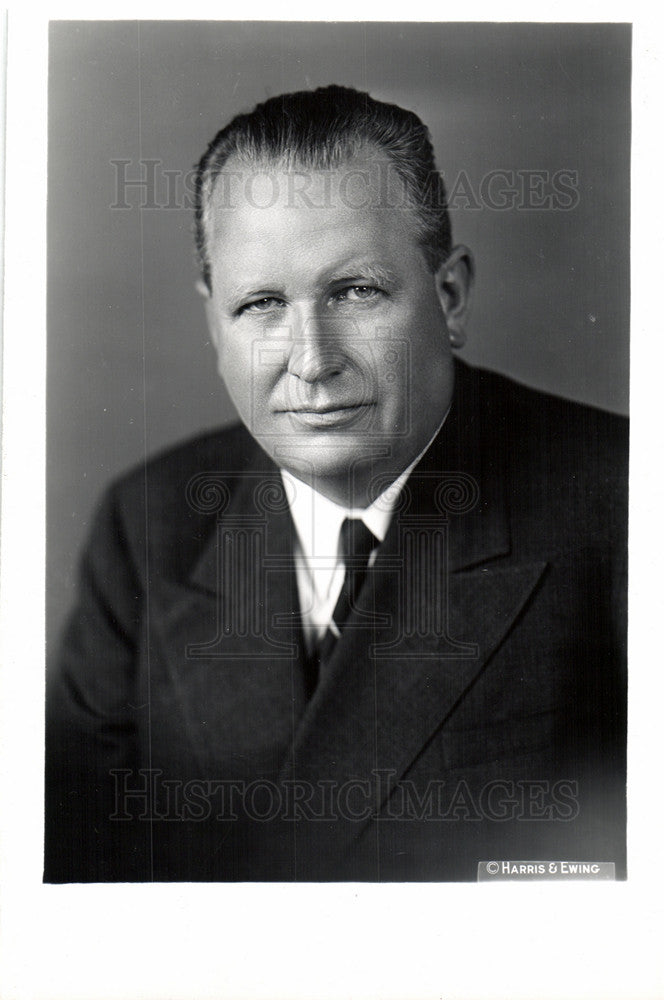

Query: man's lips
281,402,370,414
275,401,374,427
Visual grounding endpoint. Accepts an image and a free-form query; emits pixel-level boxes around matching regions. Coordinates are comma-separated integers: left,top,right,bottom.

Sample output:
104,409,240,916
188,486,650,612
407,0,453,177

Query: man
45,85,627,882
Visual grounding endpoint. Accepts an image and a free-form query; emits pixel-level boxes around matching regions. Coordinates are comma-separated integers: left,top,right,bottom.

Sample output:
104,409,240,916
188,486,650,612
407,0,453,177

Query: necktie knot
339,517,378,567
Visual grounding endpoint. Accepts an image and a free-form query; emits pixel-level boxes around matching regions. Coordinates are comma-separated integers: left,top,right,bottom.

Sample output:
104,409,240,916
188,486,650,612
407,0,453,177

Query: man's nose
286,309,346,383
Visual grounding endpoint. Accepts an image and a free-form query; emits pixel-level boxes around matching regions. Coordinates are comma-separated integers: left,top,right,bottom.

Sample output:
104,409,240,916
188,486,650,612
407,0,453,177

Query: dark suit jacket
45,360,628,882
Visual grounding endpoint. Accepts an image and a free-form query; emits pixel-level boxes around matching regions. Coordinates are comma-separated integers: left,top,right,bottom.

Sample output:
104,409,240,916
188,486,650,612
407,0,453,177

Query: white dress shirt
281,417,448,653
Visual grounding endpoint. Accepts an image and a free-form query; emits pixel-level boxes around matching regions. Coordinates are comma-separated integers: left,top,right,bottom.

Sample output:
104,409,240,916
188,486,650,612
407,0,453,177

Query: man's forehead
205,146,413,217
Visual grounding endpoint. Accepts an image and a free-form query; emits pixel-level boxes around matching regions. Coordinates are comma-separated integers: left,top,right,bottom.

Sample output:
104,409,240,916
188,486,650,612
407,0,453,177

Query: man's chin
261,432,378,471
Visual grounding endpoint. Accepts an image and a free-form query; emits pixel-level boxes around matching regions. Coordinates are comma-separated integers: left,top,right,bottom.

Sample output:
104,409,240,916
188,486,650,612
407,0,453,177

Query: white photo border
1,6,662,1000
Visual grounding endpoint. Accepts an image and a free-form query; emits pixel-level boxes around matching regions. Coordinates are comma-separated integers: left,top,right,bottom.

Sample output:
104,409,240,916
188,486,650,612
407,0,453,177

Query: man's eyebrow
325,263,397,287
225,284,284,309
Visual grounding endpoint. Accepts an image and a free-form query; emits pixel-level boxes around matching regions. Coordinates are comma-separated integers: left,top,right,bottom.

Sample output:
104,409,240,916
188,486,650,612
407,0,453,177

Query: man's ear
434,245,474,349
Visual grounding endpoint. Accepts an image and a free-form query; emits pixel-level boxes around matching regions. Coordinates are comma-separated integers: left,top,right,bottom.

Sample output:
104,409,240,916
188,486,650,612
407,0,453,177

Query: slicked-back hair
194,85,452,291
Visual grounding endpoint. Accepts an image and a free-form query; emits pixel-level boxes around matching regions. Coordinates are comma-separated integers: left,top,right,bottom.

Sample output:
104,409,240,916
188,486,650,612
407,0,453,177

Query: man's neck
279,411,449,509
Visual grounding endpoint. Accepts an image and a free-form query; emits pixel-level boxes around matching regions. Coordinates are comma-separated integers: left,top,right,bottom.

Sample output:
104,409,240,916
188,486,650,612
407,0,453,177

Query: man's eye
240,297,286,314
335,286,382,303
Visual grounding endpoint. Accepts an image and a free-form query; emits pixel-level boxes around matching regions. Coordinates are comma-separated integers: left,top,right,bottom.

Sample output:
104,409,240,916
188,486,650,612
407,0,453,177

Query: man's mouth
278,402,374,428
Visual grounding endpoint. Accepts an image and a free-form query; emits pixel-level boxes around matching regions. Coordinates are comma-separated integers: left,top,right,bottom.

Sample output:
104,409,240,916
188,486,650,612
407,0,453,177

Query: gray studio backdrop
48,21,631,644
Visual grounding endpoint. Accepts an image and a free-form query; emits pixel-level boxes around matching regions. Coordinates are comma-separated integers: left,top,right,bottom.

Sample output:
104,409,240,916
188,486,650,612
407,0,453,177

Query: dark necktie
312,517,379,676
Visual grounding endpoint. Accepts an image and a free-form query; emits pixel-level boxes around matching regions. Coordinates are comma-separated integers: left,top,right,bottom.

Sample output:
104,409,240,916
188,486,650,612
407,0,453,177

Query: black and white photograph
44,20,629,885
1,10,662,1000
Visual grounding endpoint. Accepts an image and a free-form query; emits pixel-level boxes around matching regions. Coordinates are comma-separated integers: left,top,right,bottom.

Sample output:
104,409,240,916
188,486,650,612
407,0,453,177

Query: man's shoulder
456,358,627,424
455,359,628,471
452,361,628,554
81,421,265,583
96,422,259,548
112,421,260,500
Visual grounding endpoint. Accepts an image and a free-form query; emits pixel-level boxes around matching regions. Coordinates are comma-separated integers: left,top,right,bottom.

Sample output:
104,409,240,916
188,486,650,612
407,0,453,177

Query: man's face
203,149,469,505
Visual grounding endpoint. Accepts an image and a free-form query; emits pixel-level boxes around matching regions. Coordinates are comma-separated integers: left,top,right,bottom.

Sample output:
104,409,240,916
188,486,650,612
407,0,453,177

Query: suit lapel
280,558,547,780
148,452,309,776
